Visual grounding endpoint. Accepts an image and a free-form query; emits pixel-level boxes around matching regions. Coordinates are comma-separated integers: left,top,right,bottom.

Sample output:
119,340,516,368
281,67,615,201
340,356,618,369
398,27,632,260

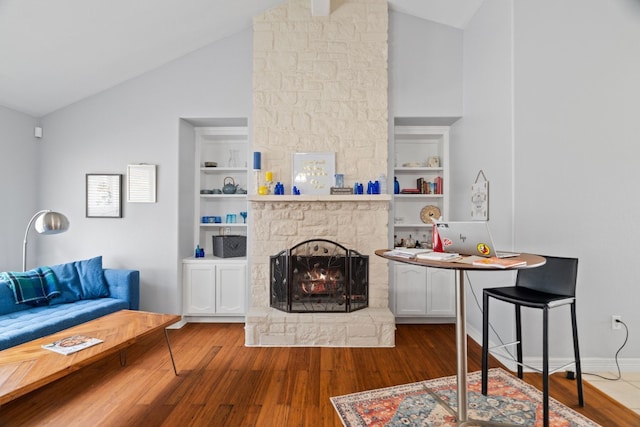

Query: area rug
331,368,600,427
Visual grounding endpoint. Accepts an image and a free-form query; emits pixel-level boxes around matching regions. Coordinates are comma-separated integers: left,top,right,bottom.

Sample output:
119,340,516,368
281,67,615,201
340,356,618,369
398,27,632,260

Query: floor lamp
22,210,70,271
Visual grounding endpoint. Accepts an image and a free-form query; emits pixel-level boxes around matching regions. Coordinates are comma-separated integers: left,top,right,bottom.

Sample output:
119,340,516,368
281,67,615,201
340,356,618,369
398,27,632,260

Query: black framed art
86,174,122,218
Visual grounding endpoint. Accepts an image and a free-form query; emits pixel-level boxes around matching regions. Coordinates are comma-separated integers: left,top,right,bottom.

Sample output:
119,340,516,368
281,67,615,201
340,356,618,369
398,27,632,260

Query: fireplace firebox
270,239,368,313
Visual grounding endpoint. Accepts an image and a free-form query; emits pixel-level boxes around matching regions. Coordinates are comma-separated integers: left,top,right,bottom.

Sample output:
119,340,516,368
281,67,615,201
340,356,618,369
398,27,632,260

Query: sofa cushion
49,256,110,304
0,298,129,350
0,267,60,305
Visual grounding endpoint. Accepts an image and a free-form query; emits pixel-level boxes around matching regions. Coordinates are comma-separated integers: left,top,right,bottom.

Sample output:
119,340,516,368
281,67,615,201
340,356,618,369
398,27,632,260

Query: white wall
389,11,463,117
36,29,253,314
0,106,39,271
513,0,640,367
462,0,640,370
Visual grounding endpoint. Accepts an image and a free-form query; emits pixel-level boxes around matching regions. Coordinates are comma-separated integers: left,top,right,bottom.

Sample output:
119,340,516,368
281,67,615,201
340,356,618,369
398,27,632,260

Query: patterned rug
331,368,600,427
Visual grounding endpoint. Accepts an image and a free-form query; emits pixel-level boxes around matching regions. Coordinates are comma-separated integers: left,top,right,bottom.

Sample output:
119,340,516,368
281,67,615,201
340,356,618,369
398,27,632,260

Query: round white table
376,250,546,424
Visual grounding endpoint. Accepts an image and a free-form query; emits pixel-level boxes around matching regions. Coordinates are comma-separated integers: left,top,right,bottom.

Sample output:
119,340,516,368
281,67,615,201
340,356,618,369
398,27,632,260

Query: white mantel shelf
248,194,391,202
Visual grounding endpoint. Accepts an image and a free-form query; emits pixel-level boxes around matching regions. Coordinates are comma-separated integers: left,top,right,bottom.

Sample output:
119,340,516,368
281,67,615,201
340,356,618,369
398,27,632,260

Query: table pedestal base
448,271,521,427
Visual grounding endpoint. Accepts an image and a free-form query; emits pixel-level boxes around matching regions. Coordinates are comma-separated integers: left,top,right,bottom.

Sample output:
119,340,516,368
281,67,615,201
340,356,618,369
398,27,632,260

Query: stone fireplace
246,198,394,346
270,239,368,313
246,0,394,347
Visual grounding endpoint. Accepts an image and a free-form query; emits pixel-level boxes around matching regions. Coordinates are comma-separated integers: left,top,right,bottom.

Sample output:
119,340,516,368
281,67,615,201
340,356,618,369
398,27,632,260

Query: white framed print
127,164,156,203
292,152,335,195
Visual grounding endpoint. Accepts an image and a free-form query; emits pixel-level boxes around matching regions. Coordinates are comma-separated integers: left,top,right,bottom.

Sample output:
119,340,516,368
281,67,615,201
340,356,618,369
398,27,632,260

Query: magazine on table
384,248,432,259
416,251,461,261
42,335,103,355
472,257,526,269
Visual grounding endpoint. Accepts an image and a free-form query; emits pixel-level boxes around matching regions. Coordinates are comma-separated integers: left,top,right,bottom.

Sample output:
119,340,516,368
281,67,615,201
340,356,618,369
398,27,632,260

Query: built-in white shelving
182,122,249,321
389,117,460,322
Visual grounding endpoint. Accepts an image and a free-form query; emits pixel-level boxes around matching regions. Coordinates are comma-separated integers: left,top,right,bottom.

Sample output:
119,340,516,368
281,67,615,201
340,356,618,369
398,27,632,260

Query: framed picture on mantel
292,152,335,195
86,174,122,218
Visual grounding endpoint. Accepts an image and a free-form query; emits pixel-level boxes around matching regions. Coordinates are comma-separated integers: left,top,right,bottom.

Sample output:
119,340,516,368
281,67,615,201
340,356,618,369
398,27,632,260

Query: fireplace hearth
270,239,368,313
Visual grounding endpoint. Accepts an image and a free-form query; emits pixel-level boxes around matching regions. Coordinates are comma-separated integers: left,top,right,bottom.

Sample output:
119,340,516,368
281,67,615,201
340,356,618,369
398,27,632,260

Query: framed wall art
127,164,157,203
86,174,122,218
292,152,335,195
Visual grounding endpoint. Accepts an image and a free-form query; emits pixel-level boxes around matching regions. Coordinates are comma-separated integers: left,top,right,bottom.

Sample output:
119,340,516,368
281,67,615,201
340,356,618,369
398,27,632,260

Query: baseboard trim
467,324,640,374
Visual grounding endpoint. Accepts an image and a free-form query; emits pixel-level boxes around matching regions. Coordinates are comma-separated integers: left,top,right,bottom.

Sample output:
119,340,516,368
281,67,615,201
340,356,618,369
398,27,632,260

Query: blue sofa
0,256,139,351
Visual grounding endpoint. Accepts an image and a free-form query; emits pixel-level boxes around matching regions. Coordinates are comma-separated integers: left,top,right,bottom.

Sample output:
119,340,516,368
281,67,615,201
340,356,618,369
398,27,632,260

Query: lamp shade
34,211,70,234
23,210,70,271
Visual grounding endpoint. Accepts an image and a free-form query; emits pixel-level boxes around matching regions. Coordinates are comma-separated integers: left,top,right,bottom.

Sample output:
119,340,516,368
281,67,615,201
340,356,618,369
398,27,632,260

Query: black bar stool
481,255,584,427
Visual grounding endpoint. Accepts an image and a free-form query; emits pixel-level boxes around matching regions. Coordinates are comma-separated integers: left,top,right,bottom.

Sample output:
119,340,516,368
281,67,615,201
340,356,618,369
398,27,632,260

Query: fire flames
299,267,343,294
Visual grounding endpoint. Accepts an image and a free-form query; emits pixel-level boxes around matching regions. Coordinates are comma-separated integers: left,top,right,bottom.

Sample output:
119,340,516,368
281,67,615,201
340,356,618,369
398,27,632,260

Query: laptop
434,221,520,258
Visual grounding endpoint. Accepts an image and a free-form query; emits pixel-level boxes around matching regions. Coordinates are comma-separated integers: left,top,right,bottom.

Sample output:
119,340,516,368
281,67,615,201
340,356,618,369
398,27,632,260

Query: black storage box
213,235,247,258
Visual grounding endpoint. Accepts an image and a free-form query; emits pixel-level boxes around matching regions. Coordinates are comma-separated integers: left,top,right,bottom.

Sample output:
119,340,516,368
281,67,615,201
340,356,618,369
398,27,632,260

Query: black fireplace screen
270,239,368,313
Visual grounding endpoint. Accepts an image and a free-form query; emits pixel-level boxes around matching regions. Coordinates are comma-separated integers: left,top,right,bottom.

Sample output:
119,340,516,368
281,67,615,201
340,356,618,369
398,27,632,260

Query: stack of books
416,251,460,261
384,248,432,258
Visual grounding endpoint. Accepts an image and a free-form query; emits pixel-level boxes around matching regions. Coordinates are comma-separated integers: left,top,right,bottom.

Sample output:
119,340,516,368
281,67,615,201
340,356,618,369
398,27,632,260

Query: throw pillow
75,256,110,299
49,261,83,304
49,256,110,304
0,267,61,305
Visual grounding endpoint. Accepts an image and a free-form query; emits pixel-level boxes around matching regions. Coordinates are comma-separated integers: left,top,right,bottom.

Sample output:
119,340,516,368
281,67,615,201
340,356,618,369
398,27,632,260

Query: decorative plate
420,205,441,223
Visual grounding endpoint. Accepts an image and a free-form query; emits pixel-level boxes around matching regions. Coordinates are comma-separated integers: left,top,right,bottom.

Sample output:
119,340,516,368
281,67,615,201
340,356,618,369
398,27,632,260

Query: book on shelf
411,177,443,195
42,335,103,355
435,176,443,194
472,257,526,269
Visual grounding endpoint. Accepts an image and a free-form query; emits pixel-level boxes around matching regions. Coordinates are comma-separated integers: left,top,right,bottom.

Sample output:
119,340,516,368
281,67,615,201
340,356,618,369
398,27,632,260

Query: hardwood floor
0,323,637,426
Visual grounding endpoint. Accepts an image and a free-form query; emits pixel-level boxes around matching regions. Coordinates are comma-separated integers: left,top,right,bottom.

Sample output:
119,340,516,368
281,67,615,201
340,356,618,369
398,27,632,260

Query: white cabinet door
215,264,246,314
393,264,428,316
392,264,456,318
426,267,455,316
183,260,247,316
183,263,216,315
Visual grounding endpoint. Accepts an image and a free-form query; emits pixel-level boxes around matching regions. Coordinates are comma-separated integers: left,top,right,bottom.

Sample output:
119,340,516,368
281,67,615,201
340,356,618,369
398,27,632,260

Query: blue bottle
195,245,204,258
394,177,400,194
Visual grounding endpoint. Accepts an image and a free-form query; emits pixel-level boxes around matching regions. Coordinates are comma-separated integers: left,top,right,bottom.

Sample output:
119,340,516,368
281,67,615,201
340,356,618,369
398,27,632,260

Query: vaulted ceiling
0,0,483,117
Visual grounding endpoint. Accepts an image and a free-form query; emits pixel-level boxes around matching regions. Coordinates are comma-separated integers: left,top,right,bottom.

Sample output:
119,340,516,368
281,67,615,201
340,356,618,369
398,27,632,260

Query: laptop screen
435,221,500,257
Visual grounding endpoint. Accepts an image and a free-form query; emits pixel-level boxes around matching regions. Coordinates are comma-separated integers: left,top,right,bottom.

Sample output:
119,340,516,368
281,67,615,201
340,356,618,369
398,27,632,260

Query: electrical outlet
611,315,622,330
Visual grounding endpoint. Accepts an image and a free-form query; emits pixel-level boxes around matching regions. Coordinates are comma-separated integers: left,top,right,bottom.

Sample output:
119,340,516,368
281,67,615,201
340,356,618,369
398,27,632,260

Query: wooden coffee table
0,309,180,405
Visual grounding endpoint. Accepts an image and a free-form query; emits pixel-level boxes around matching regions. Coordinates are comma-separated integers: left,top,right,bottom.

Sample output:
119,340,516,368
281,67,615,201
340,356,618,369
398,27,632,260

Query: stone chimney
246,0,394,347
